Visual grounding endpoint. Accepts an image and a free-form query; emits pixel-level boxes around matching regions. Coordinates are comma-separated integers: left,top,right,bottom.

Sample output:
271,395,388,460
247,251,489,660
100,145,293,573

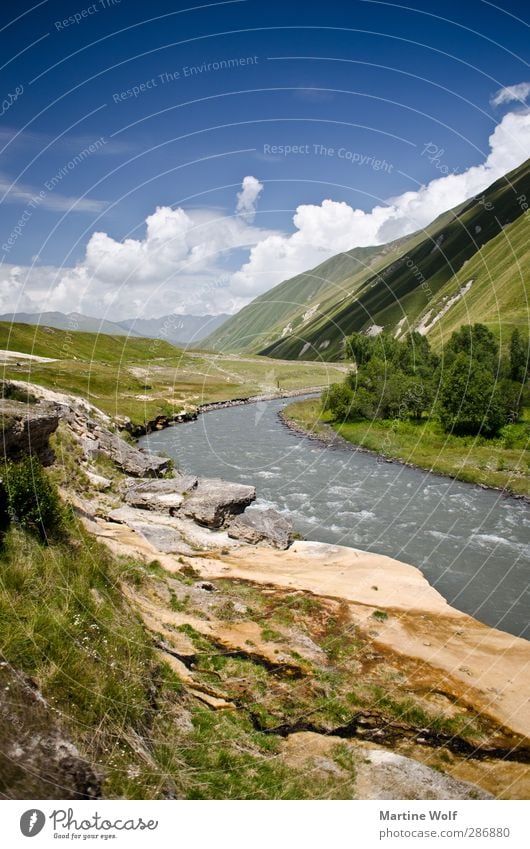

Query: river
140,395,530,640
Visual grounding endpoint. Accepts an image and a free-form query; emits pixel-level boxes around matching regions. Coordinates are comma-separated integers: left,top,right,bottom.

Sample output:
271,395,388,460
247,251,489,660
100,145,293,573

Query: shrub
322,382,354,421
0,382,37,404
4,457,65,541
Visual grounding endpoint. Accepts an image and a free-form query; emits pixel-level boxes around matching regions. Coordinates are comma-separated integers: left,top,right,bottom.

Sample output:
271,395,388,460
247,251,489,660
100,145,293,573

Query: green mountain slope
203,241,414,353
0,311,141,337
206,158,530,361
261,158,530,360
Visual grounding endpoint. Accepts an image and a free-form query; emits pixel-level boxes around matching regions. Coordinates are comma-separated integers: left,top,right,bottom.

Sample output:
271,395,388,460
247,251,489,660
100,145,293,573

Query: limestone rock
0,399,59,464
228,507,294,549
107,505,195,555
355,747,492,800
281,732,492,800
124,474,198,513
85,470,112,491
92,426,170,477
0,662,101,799
181,477,256,527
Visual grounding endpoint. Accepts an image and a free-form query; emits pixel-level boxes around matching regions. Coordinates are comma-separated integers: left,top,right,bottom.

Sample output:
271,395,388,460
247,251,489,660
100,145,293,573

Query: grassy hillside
419,211,530,349
0,321,179,361
206,159,530,361
203,242,407,353
0,322,346,425
0,311,141,337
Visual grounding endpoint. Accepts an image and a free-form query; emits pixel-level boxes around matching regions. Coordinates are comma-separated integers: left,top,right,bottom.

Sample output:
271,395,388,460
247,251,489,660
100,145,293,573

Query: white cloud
235,175,264,222
491,82,530,107
0,177,272,319
2,108,530,321
232,109,530,295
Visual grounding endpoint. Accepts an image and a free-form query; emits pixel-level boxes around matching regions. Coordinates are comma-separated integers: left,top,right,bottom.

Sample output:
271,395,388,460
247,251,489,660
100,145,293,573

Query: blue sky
1,0,529,319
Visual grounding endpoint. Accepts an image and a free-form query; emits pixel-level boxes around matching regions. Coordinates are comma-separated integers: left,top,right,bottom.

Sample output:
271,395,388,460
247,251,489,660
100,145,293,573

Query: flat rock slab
228,507,294,549
107,506,195,555
85,470,112,491
124,474,198,513
356,747,492,800
281,732,492,800
181,477,256,527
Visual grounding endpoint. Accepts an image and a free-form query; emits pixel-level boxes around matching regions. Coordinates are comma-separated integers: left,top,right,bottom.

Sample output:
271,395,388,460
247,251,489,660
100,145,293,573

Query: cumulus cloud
232,109,530,295
2,107,530,320
235,175,264,222
0,177,272,319
491,82,530,107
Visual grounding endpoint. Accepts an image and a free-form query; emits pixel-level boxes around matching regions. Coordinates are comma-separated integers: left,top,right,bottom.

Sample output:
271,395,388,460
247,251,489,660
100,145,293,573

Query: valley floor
282,398,530,499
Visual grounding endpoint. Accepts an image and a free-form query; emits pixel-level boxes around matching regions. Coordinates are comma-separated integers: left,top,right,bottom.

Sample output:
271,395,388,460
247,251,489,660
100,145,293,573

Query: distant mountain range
204,157,530,359
117,314,229,345
0,311,230,346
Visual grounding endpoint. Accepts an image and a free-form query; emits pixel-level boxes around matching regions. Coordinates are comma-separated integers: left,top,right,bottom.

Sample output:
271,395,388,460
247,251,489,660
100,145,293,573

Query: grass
0,517,363,799
0,494,496,798
0,321,346,426
284,398,530,497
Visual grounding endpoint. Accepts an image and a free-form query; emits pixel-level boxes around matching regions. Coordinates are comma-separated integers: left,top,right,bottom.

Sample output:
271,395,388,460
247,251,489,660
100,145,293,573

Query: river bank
123,386,327,436
142,393,530,640
280,397,530,502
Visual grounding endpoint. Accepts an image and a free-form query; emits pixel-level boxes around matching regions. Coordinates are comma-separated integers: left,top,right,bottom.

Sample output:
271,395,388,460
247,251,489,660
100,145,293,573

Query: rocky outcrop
91,426,170,477
228,507,294,549
0,399,59,464
124,474,198,513
63,407,170,477
181,478,256,527
281,733,492,800
0,662,101,799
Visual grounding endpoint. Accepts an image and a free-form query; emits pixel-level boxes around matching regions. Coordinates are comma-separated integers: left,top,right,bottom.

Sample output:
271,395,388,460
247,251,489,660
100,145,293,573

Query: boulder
228,507,294,549
181,477,256,528
0,399,59,464
85,470,112,491
124,474,198,513
0,662,101,799
92,426,170,477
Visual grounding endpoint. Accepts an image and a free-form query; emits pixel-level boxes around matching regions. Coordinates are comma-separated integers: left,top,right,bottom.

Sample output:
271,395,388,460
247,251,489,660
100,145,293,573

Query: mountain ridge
204,158,530,360
0,311,230,346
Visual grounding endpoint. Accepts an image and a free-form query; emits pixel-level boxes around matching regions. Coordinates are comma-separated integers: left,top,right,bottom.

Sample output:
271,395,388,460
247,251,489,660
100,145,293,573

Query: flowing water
141,395,530,639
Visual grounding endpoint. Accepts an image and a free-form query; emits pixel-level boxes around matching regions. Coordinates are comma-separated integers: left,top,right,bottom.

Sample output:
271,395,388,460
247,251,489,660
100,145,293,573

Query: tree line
323,325,529,438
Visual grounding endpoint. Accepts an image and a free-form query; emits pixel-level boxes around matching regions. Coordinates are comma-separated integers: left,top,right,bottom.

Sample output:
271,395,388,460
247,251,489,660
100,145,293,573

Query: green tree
509,329,528,383
403,331,439,377
438,353,504,437
357,357,405,419
322,383,354,421
496,378,523,423
445,323,499,375
346,333,374,367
